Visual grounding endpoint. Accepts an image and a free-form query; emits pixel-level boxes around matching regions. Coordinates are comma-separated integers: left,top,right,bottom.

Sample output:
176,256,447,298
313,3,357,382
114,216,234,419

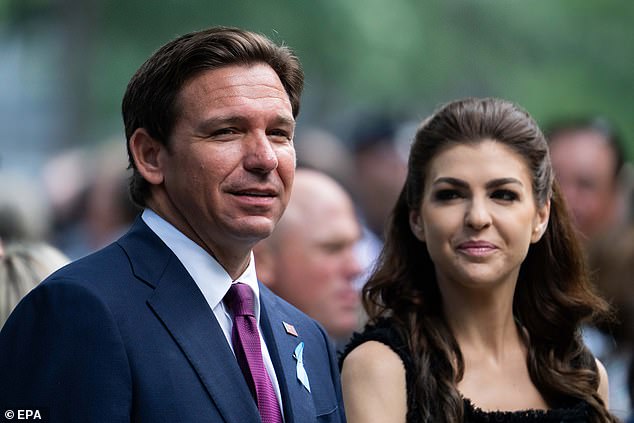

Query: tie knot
225,283,256,317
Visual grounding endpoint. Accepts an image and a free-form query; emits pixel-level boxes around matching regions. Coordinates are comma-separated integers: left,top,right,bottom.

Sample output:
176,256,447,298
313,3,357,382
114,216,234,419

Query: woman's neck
441,282,522,361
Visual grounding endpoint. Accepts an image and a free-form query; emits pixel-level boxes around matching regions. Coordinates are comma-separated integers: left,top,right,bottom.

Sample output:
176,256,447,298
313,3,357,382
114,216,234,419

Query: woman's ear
409,210,425,242
531,199,551,243
129,128,165,186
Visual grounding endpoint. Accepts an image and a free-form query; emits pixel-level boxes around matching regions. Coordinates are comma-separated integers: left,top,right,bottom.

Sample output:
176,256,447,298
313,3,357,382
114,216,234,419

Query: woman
340,98,616,422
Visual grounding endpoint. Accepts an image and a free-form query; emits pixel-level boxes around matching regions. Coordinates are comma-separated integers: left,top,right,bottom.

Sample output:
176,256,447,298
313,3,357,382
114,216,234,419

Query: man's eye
268,129,291,140
212,128,237,136
320,242,346,254
491,190,518,201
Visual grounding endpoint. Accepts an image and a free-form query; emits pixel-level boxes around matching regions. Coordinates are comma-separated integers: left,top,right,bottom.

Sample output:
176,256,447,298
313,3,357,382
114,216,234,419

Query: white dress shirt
142,209,284,417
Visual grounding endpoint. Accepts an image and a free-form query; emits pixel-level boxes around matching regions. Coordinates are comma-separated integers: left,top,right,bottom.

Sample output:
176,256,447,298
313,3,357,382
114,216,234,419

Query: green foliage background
3,0,633,157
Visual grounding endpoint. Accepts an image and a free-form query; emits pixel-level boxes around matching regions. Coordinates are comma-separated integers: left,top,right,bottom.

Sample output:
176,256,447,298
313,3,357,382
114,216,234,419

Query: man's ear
129,128,165,186
409,210,425,242
531,198,551,243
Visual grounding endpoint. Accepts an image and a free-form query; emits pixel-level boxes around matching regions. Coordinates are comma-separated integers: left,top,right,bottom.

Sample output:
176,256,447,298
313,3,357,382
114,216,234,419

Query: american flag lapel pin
283,321,298,337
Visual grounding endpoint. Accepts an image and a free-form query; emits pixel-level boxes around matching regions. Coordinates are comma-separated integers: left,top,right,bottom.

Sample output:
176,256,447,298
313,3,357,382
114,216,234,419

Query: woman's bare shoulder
343,340,405,373
341,341,407,423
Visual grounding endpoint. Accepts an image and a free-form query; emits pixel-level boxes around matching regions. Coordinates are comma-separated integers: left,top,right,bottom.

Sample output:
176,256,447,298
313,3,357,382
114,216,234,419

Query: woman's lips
456,240,497,257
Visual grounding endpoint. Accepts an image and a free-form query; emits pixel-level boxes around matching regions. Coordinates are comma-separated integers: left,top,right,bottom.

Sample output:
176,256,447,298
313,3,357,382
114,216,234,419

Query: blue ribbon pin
293,341,311,392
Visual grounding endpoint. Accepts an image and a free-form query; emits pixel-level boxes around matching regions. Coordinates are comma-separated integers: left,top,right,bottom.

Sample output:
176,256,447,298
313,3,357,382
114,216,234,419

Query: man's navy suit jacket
0,218,346,422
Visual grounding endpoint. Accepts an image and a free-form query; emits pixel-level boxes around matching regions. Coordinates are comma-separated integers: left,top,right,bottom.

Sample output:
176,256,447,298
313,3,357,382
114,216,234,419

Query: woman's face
409,140,550,291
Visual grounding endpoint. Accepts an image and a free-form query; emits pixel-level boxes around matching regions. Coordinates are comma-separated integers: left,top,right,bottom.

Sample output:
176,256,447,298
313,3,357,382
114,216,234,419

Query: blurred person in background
43,142,139,260
83,140,140,250
42,147,93,258
0,168,70,328
255,168,363,349
547,117,628,243
349,113,408,241
0,240,69,327
294,127,356,191
294,126,382,292
548,117,633,418
0,170,52,243
346,114,410,292
589,225,634,419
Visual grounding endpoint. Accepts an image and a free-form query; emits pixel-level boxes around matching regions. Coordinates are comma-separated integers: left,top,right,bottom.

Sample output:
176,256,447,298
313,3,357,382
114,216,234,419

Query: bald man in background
255,169,363,347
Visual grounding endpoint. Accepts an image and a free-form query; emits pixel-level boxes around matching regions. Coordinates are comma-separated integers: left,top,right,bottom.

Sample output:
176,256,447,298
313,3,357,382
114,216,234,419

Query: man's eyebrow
197,116,247,130
270,114,296,127
196,114,295,131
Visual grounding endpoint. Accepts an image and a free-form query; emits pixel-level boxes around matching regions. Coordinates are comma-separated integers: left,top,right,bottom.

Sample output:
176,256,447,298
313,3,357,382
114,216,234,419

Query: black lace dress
340,319,592,423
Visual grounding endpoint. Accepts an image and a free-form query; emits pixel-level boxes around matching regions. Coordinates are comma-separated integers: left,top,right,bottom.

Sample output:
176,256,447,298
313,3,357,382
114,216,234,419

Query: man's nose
243,132,278,173
343,248,363,281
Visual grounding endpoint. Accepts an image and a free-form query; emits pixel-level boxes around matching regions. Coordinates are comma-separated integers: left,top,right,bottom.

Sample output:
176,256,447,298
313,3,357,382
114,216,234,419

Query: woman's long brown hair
363,98,616,422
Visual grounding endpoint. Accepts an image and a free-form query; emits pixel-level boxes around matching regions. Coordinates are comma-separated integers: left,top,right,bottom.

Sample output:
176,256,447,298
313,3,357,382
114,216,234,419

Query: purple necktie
225,283,283,423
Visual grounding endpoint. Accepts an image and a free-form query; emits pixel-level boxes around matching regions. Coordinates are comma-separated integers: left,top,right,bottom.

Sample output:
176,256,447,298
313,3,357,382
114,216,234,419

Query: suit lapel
260,286,316,423
119,219,260,422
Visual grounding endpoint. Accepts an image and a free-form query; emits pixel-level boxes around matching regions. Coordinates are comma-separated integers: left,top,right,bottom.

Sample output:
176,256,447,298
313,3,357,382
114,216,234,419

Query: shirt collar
141,208,261,320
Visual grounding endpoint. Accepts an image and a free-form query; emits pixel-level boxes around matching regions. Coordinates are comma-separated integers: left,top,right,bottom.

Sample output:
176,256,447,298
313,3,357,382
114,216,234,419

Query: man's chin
233,219,276,242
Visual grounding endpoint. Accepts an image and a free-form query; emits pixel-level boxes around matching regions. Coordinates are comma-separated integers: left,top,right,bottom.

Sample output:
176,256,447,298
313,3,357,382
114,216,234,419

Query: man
0,27,345,423
349,114,407,241
548,118,631,417
255,169,363,347
547,118,627,242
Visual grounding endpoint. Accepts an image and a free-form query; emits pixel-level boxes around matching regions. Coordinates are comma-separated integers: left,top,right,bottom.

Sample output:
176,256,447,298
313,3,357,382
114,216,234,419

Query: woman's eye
434,189,461,201
492,190,518,201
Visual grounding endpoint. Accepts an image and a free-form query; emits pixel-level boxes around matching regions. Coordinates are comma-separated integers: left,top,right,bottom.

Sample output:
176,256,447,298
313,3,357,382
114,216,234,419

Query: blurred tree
2,0,633,157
